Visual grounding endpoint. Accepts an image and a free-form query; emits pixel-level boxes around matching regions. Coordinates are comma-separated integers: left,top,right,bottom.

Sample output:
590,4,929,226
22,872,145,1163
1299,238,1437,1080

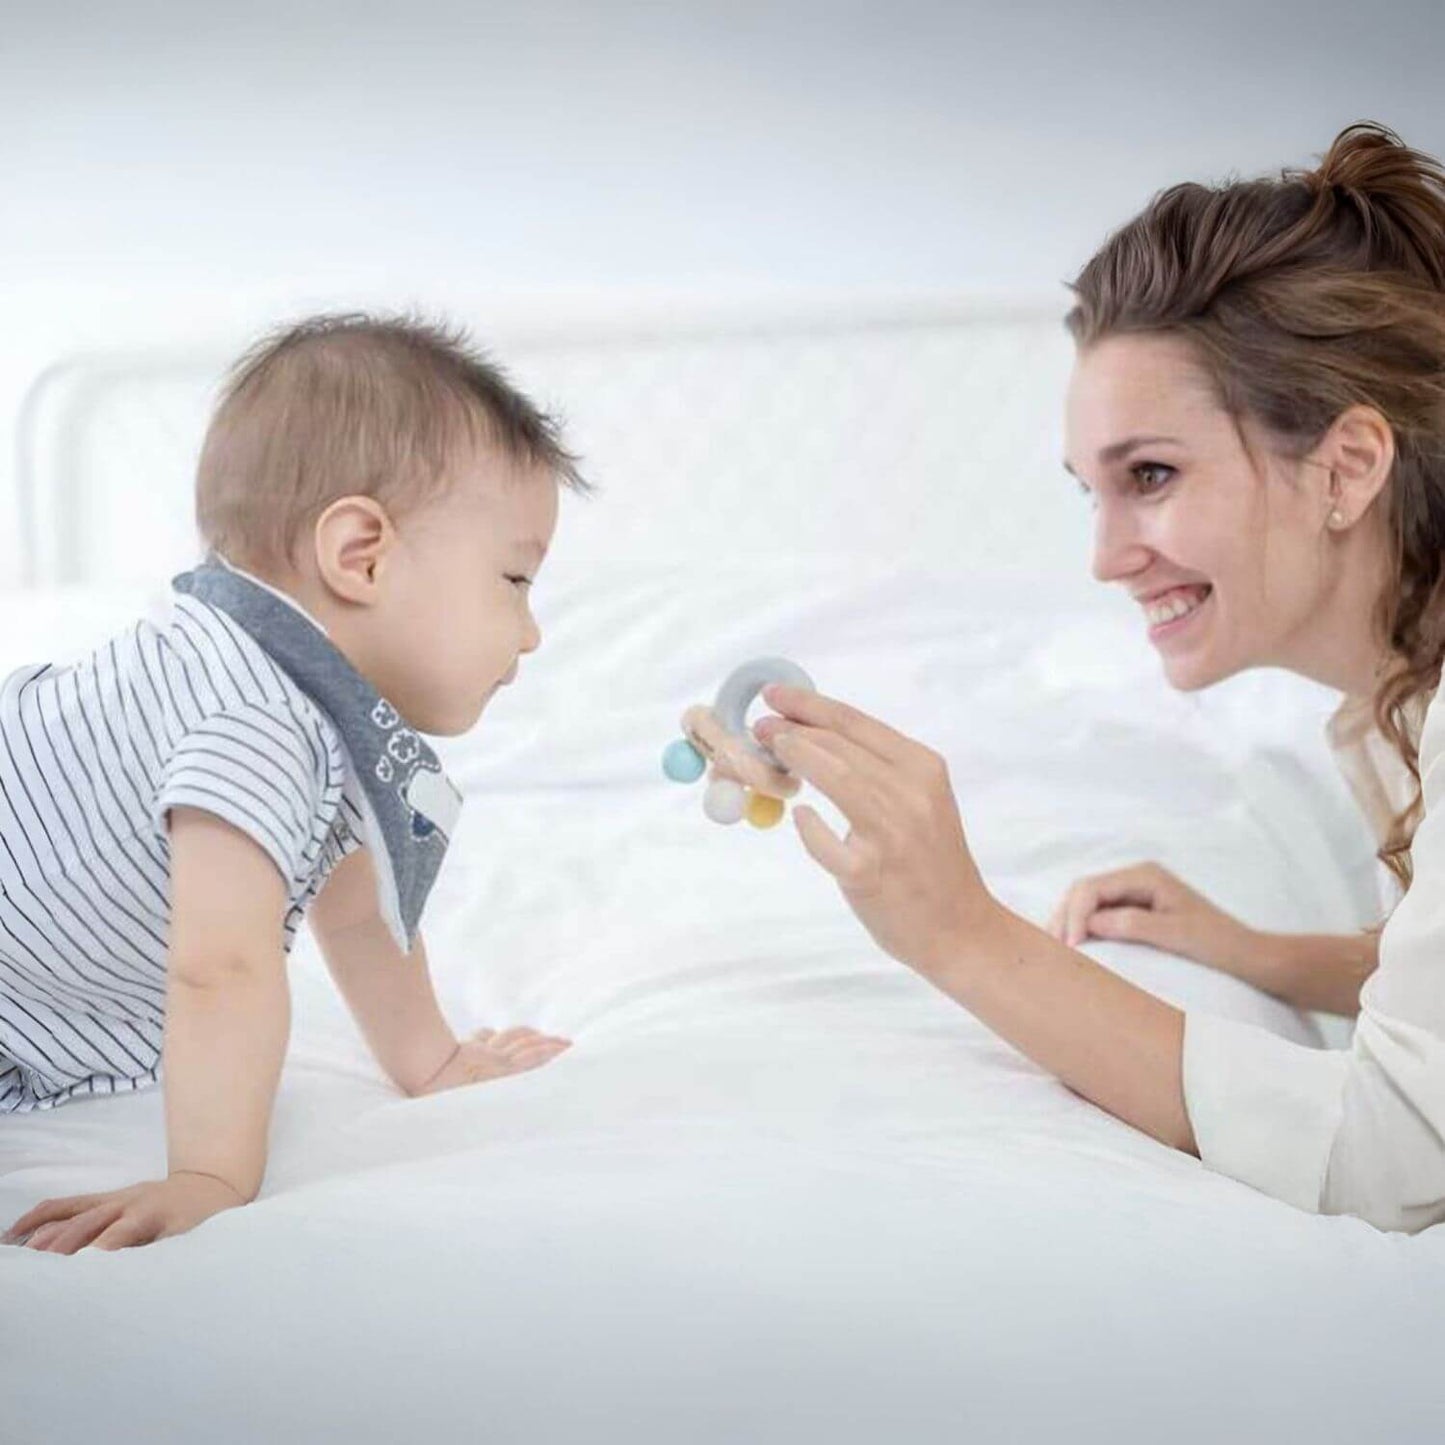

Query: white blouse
1182,689,1445,1233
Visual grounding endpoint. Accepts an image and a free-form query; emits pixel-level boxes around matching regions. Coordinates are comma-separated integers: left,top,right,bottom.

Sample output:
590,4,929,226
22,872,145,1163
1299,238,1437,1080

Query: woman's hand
752,687,1197,1154
4,1171,247,1254
680,703,800,799
1047,861,1259,972
752,684,999,977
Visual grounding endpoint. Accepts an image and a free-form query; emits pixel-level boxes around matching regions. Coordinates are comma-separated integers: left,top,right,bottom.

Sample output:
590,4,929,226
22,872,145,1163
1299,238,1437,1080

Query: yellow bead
744,791,786,829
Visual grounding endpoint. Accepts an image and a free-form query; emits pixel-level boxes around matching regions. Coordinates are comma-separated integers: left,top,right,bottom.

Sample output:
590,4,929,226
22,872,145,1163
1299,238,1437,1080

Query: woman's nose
1090,502,1151,584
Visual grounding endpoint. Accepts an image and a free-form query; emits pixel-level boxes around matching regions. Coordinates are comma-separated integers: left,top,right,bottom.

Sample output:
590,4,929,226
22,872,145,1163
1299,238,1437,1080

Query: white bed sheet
2,565,1443,1445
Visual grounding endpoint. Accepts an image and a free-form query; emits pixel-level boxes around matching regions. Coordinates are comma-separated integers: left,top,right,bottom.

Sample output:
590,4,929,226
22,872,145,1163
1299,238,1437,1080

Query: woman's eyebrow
1098,434,1183,464
1063,434,1183,477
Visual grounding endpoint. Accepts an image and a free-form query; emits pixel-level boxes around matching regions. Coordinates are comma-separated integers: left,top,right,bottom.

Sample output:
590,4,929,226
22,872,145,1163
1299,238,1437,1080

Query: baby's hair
196,312,587,571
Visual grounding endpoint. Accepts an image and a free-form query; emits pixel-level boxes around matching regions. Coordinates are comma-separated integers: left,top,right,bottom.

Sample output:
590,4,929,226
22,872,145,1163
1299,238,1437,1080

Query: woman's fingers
762,685,916,766
1053,865,1170,946
1057,890,1086,947
763,727,870,811
759,723,897,829
793,804,868,885
1084,905,1187,955
683,705,800,798
1084,906,1152,944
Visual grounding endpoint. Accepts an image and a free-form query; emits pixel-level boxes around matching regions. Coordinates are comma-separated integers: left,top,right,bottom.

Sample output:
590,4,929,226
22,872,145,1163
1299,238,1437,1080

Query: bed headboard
13,296,1089,589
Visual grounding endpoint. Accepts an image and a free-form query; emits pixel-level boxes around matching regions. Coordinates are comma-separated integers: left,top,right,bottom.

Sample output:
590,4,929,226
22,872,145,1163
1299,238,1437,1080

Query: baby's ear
313,496,396,603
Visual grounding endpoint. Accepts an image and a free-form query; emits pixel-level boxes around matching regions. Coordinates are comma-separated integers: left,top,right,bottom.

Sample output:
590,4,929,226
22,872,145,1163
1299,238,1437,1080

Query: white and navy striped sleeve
151,700,328,886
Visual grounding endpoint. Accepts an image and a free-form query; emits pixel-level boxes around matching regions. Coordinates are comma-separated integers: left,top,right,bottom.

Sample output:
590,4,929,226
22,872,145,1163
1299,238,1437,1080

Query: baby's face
372,449,558,735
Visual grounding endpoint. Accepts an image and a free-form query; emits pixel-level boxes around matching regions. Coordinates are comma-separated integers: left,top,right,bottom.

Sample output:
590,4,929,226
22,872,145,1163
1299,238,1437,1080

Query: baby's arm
5,808,291,1253
309,848,569,1095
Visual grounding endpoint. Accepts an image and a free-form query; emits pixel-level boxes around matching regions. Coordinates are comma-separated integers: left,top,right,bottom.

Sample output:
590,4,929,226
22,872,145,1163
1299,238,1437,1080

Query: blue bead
662,737,706,783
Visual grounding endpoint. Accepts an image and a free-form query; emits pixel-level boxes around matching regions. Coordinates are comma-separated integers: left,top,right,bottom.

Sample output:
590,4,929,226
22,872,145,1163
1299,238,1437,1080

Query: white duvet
3,562,1444,1445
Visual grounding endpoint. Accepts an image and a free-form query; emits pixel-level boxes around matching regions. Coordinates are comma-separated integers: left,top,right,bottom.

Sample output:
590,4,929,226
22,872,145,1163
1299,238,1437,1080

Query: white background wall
7,0,1442,296
2,0,1443,579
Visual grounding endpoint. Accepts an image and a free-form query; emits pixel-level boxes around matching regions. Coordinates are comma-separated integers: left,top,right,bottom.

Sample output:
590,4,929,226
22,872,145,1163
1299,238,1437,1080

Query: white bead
703,778,747,825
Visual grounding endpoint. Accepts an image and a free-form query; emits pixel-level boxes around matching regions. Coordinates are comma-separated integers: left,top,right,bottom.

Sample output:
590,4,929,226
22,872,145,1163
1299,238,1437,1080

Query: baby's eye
1131,462,1175,494
505,574,533,589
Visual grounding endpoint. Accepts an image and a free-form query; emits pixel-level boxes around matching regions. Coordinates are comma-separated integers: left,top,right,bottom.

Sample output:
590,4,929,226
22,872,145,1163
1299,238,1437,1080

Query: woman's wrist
916,894,1016,989
1236,928,1296,995
1245,931,1377,1015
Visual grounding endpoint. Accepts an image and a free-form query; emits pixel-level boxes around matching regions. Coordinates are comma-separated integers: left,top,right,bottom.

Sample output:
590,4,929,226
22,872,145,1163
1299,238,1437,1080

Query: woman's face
1064,332,1357,693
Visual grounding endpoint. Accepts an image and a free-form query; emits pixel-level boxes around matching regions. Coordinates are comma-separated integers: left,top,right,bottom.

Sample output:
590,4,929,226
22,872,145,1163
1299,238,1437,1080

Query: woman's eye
1132,462,1175,493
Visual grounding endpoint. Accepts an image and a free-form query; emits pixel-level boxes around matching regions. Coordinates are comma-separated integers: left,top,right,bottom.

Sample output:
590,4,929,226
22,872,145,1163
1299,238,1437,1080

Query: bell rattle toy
662,658,816,829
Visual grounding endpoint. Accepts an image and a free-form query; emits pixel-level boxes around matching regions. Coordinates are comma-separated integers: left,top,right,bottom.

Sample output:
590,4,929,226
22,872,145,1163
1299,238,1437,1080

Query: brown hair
197,312,587,573
1066,122,1445,888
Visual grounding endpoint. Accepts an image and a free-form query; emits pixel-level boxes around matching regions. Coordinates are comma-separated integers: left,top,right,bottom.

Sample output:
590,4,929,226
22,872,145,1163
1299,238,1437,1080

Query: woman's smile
1138,582,1214,643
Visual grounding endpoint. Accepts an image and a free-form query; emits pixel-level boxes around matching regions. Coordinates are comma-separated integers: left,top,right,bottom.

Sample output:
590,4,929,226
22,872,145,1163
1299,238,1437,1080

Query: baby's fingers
5,1191,107,1244
502,1040,571,1074
484,1026,569,1051
29,1202,126,1255
93,1211,163,1252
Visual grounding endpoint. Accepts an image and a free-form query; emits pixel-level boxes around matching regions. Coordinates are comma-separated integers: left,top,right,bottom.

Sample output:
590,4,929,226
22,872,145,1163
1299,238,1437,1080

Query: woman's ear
1316,404,1395,531
311,495,397,605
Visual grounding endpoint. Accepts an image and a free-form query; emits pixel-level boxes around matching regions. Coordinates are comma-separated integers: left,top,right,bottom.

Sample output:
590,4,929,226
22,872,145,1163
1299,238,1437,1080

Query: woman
690,122,1445,1234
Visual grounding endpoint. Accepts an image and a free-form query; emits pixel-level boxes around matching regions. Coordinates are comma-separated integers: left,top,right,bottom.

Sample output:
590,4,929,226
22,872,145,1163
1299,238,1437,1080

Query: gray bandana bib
172,558,462,951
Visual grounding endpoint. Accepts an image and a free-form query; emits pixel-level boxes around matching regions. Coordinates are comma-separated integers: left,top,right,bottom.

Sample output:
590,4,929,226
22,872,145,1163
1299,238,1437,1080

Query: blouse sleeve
1181,691,1445,1234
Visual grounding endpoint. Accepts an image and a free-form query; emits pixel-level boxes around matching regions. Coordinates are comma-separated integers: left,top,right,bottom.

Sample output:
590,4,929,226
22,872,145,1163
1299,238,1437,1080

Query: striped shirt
0,592,363,1112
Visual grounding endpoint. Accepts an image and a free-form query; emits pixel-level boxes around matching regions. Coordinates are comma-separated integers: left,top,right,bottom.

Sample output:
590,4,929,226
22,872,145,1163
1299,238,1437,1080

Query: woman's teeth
1144,586,1210,627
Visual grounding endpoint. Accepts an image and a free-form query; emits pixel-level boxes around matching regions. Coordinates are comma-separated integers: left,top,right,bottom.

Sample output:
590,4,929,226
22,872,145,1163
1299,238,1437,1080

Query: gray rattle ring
661,657,817,828
713,657,816,771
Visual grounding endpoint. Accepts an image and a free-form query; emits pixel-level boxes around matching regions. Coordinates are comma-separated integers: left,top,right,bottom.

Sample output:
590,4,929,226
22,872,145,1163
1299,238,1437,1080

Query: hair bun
1302,121,1445,289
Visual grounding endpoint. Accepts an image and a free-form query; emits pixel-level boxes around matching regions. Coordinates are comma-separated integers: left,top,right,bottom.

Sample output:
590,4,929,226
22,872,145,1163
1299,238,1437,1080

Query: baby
2,314,586,1253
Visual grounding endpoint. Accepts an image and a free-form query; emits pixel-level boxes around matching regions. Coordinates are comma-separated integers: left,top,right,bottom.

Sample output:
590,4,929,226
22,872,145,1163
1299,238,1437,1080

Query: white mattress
4,562,1443,1444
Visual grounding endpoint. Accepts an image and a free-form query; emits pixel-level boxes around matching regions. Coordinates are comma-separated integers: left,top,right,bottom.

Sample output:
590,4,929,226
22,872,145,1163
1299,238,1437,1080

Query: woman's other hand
1048,861,1258,969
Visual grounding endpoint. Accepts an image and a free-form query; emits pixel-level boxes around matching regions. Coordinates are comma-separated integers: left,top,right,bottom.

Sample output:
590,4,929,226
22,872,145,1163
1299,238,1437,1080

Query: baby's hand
681,704,800,800
4,1171,246,1254
418,1027,571,1094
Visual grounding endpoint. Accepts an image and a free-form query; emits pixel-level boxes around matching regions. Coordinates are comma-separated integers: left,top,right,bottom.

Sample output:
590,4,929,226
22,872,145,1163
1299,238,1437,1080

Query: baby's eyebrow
514,539,546,562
